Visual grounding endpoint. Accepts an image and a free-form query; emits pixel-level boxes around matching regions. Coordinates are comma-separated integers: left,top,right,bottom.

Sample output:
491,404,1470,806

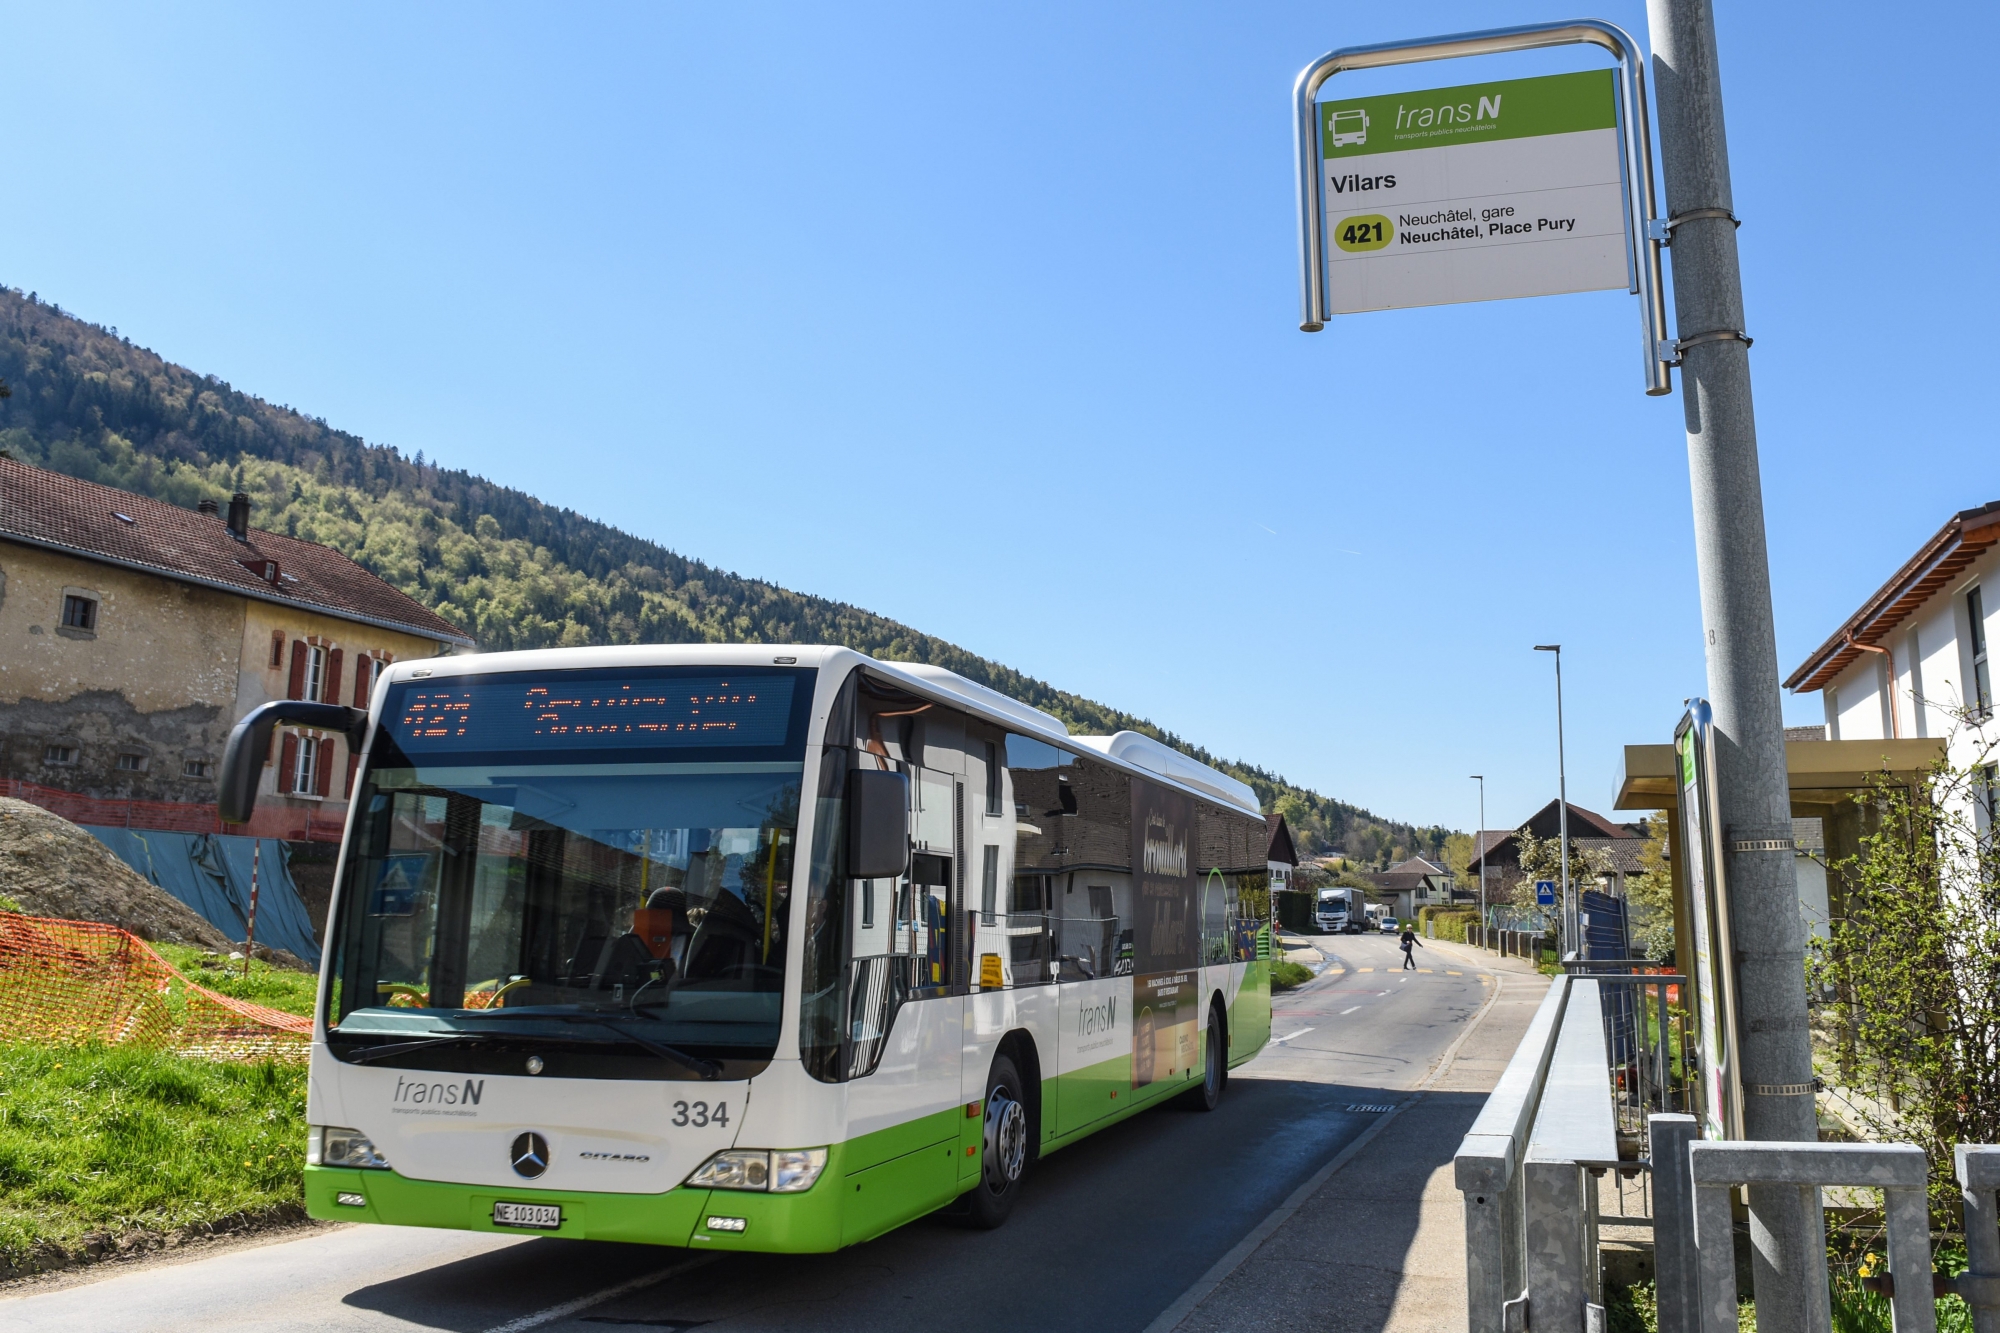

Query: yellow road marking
1358,967,1374,973
1417,968,1433,974
1447,970,1462,976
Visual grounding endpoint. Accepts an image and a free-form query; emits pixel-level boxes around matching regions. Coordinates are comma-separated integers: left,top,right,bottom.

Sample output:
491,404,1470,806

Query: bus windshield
324,665,812,1080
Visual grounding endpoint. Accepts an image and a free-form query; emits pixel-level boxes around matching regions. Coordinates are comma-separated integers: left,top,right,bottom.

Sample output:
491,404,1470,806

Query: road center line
1338,1006,1360,1016
483,1254,716,1333
1272,1027,1316,1043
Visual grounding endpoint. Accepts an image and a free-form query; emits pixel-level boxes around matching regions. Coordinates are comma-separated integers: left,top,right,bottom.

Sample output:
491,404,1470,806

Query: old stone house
0,457,471,838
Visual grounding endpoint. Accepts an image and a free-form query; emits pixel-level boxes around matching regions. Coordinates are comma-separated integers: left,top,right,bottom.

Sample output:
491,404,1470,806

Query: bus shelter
1612,736,1942,962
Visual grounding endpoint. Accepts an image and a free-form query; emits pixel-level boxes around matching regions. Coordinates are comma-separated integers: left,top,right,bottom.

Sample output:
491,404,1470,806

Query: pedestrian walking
1399,925,1423,971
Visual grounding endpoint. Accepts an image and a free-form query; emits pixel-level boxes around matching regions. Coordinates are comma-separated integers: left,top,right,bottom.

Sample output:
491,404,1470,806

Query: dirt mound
0,798,232,950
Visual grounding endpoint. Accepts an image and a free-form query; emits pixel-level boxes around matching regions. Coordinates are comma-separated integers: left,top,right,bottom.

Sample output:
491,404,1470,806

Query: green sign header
1321,69,1617,160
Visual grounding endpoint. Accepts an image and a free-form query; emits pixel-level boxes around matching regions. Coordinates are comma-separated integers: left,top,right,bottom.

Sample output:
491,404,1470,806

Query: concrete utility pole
1647,3,1820,1329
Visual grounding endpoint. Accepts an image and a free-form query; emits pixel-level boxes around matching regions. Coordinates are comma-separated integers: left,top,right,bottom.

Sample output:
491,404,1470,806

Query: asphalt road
3,933,1499,1333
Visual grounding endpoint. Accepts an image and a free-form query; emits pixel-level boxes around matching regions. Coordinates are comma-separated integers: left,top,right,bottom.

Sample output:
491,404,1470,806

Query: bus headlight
311,1126,392,1170
688,1148,827,1193
771,1149,828,1193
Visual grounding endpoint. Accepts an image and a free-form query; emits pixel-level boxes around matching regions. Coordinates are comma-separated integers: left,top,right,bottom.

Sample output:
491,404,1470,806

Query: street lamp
1532,645,1572,957
1470,775,1487,938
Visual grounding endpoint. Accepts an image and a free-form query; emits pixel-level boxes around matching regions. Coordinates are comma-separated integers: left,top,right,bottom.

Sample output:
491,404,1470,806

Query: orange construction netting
0,913,311,1062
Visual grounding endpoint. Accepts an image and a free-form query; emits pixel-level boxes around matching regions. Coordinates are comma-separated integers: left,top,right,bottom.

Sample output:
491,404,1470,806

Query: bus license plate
492,1201,562,1230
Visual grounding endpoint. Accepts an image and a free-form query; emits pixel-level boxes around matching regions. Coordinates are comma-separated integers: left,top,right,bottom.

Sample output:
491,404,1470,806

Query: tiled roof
0,457,471,645
1573,837,1649,875
1785,500,2000,692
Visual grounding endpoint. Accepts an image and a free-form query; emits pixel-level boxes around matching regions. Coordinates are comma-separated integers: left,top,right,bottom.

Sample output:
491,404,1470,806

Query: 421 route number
1334,215,1393,253
673,1100,728,1128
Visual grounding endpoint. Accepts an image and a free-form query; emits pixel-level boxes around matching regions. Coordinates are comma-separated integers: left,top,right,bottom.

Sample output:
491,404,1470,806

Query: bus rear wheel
1179,1001,1225,1112
959,1053,1029,1230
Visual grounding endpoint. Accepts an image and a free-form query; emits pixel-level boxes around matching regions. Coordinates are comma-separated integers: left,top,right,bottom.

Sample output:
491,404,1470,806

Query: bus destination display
388,674,797,755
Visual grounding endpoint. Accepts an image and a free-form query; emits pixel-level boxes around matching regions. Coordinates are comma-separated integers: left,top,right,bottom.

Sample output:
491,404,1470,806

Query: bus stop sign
1318,70,1627,313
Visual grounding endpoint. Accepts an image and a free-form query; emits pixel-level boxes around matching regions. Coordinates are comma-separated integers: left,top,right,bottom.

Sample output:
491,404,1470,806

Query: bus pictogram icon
1327,108,1368,147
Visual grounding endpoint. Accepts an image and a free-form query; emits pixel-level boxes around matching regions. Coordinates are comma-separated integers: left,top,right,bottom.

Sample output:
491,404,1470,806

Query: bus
220,645,1275,1253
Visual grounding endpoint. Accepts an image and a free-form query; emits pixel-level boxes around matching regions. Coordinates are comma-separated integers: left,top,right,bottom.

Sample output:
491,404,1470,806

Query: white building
1785,501,2000,754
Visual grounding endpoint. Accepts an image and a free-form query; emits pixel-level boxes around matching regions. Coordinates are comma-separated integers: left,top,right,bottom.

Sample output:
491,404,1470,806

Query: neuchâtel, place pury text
1392,206,1577,245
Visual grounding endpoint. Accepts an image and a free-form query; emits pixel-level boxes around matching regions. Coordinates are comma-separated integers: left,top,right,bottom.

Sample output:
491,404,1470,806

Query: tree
1508,827,1615,909
1810,721,2000,1212
1623,813,1674,962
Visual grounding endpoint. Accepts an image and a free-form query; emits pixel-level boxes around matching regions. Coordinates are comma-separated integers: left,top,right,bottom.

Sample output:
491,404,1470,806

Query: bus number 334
674,1101,728,1128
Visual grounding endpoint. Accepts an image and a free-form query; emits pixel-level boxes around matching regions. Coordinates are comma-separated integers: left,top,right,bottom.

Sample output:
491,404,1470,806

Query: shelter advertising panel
1675,705,1740,1140
1131,779,1198,1090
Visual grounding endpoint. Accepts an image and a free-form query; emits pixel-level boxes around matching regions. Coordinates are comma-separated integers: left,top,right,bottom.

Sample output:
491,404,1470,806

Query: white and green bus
220,646,1274,1252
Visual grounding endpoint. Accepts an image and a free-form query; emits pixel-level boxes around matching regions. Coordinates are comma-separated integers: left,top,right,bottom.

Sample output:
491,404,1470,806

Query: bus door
841,757,967,1216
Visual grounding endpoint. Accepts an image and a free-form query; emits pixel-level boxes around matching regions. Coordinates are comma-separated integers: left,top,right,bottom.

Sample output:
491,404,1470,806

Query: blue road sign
1535,879,1557,906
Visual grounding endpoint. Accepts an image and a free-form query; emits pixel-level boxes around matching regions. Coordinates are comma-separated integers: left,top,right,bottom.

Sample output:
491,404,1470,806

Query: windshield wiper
338,1032,495,1065
455,1011,722,1080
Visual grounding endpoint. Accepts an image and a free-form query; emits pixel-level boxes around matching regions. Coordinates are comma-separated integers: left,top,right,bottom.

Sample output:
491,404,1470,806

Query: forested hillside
0,287,1450,864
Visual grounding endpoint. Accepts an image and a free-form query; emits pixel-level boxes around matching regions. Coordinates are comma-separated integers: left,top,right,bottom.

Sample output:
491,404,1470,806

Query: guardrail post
1952,1146,2000,1333
1691,1173,1739,1333
1526,1157,1593,1324
1650,1114,1700,1333
1884,1180,1935,1333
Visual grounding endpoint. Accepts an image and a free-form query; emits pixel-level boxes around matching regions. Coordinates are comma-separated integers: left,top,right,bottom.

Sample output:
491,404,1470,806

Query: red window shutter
278,733,299,793
325,649,344,708
316,740,334,797
288,641,308,700
353,656,371,708
345,750,360,798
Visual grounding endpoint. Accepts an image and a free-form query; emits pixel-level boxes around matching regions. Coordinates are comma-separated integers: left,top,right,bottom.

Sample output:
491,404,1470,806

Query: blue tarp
83,828,322,966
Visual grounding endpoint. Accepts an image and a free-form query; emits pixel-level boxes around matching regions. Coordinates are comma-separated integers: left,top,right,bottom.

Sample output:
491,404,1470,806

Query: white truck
1315,886,1365,934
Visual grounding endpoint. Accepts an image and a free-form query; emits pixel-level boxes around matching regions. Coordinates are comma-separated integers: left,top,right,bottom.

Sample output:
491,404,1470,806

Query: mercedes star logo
510,1131,550,1179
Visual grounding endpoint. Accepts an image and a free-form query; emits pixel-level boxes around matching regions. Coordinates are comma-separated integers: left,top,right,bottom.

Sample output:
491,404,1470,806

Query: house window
183,758,213,779
60,593,98,632
293,736,322,796
1971,586,1992,718
115,752,149,773
269,630,285,669
306,645,328,702
43,744,78,766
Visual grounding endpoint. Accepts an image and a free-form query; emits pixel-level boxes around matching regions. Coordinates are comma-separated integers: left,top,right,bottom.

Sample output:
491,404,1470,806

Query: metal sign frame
1293,20,1672,395
1675,699,1744,1140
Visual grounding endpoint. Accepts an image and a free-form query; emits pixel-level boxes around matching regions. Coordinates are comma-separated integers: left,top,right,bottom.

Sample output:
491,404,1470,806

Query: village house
0,457,471,839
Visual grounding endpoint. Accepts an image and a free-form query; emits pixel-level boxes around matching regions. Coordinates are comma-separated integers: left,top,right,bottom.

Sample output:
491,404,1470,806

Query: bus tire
959,1053,1030,1230
1179,1001,1226,1112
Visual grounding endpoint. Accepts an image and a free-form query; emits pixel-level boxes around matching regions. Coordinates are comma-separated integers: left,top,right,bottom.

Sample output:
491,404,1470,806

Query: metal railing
1458,964,2000,1332
1563,956,1693,1138
1457,976,1573,1333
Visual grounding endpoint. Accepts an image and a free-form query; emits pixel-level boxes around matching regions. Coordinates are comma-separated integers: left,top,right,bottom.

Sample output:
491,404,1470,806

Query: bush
1271,961,1313,991
1416,906,1478,942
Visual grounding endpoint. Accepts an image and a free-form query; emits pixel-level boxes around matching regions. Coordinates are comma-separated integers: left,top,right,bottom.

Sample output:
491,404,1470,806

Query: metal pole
1535,645,1571,953
1472,775,1487,938
1646,4,1816,1331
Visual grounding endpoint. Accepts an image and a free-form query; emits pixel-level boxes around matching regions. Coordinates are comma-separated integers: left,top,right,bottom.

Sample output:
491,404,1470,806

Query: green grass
0,1042,307,1266
151,944,319,1020
1271,960,1313,991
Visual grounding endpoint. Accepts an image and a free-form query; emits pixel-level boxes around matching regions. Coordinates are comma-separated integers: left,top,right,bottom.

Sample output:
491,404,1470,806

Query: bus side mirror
219,700,370,824
846,769,910,880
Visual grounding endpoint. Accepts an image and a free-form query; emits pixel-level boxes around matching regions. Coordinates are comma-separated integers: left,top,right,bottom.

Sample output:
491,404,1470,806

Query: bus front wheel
959,1053,1029,1230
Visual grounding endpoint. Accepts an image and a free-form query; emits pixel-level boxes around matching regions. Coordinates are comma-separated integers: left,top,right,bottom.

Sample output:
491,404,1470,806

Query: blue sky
1,2,1991,834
